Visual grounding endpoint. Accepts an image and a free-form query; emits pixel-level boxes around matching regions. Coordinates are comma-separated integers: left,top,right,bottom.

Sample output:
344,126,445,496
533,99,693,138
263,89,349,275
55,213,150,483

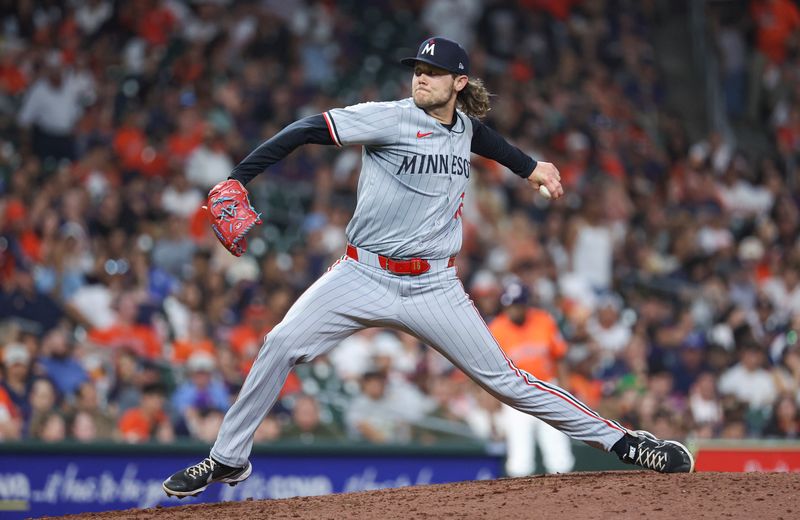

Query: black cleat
616,430,695,473
162,457,252,498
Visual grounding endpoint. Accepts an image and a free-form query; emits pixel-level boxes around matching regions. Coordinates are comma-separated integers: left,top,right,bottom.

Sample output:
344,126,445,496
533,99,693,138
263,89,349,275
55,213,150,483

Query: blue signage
0,451,501,517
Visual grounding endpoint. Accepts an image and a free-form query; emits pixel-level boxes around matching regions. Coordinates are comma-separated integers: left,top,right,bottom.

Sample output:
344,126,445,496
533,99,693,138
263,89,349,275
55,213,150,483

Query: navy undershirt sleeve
469,117,537,179
229,114,334,185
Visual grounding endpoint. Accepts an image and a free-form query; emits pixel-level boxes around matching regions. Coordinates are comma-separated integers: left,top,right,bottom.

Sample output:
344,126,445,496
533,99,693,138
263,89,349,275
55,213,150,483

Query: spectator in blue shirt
38,327,88,398
172,352,231,438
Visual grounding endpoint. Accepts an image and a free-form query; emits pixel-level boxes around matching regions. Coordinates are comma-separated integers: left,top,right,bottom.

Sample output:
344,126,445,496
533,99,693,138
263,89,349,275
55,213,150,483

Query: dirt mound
44,471,799,520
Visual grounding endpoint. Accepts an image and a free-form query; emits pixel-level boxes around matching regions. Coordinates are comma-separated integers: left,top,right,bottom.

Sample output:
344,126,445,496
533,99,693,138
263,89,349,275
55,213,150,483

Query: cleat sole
162,482,209,498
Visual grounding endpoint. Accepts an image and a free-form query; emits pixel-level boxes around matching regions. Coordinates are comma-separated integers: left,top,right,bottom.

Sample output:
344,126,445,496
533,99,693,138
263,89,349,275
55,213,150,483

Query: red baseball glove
204,179,262,257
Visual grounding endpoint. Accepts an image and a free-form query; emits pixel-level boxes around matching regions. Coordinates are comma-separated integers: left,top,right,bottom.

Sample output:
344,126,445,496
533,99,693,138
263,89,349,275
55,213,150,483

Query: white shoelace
187,458,216,478
635,444,668,472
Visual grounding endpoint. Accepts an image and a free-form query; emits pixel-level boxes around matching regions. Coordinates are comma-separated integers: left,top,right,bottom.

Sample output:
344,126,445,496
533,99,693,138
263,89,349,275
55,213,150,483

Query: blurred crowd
1,0,800,467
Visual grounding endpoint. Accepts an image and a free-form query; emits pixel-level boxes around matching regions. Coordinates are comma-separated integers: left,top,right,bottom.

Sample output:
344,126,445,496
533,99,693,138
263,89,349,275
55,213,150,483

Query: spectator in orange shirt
88,292,162,359
166,107,206,164
112,111,168,178
228,304,275,371
0,385,22,440
748,0,800,119
171,313,216,365
118,383,174,443
567,349,603,410
489,282,575,476
0,44,28,95
132,0,177,48
750,0,800,64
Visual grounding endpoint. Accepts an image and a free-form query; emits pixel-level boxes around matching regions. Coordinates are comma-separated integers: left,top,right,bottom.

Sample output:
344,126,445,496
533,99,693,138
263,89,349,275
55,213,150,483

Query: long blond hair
456,77,491,119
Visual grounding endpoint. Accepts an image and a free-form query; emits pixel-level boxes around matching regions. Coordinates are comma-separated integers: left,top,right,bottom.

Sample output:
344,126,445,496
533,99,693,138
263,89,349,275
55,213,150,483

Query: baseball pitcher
163,37,694,499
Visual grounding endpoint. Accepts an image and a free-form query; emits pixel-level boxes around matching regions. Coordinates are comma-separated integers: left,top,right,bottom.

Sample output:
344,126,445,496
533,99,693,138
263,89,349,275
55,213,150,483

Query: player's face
412,63,459,110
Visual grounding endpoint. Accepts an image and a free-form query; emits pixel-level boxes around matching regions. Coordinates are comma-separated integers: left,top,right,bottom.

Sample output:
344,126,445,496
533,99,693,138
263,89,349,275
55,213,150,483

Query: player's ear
454,75,469,93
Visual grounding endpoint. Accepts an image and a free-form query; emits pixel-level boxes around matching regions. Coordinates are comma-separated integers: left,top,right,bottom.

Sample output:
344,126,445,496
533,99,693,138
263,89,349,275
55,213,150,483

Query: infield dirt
44,471,799,520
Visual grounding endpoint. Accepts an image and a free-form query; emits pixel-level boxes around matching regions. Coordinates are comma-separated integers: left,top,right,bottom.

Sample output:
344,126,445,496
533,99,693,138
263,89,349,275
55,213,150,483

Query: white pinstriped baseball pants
211,256,626,467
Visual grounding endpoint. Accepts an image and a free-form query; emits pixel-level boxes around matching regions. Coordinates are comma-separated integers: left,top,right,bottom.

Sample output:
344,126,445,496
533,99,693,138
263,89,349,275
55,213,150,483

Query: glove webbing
211,196,262,238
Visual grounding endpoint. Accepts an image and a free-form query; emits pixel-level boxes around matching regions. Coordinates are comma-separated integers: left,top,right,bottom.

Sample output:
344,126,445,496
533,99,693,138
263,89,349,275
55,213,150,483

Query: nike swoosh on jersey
417,131,433,138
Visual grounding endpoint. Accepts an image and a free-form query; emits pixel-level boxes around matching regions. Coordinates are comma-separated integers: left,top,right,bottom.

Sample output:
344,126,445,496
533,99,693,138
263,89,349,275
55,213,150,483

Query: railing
690,0,734,141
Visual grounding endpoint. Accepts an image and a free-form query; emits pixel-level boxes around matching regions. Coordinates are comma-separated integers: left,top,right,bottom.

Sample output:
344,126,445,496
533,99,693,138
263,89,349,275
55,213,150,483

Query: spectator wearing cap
346,368,411,444
489,282,575,476
1,343,35,421
172,352,230,438
672,332,711,395
746,292,784,349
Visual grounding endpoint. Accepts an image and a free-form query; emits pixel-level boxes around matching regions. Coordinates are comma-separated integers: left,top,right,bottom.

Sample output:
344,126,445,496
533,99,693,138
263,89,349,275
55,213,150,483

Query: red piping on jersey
323,112,341,147
457,279,626,434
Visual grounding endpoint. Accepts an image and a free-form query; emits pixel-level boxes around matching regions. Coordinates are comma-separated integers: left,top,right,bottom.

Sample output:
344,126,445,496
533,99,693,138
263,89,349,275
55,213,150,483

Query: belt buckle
409,258,428,275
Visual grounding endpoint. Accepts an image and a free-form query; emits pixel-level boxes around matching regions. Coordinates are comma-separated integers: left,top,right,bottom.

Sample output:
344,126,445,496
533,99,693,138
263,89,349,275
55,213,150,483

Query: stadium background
1,0,800,515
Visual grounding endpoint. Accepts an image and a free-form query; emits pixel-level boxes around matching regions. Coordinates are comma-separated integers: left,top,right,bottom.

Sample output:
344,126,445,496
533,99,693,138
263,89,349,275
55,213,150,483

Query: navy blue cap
500,282,530,307
401,37,469,75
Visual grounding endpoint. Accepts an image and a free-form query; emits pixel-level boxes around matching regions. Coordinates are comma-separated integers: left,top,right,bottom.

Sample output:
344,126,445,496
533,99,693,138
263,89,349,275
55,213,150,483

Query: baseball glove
204,179,262,257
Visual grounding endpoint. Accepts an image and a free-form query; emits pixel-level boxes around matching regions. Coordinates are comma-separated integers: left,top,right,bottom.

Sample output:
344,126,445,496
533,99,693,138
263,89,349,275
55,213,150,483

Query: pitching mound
46,471,799,520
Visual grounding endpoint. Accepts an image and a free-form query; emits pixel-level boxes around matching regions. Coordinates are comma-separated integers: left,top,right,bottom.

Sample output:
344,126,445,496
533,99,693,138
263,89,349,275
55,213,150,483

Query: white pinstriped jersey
324,98,473,259
212,100,631,473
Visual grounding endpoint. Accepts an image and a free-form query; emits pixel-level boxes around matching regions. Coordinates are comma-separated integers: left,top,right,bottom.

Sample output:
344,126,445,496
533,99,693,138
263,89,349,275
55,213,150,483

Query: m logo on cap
400,37,469,75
